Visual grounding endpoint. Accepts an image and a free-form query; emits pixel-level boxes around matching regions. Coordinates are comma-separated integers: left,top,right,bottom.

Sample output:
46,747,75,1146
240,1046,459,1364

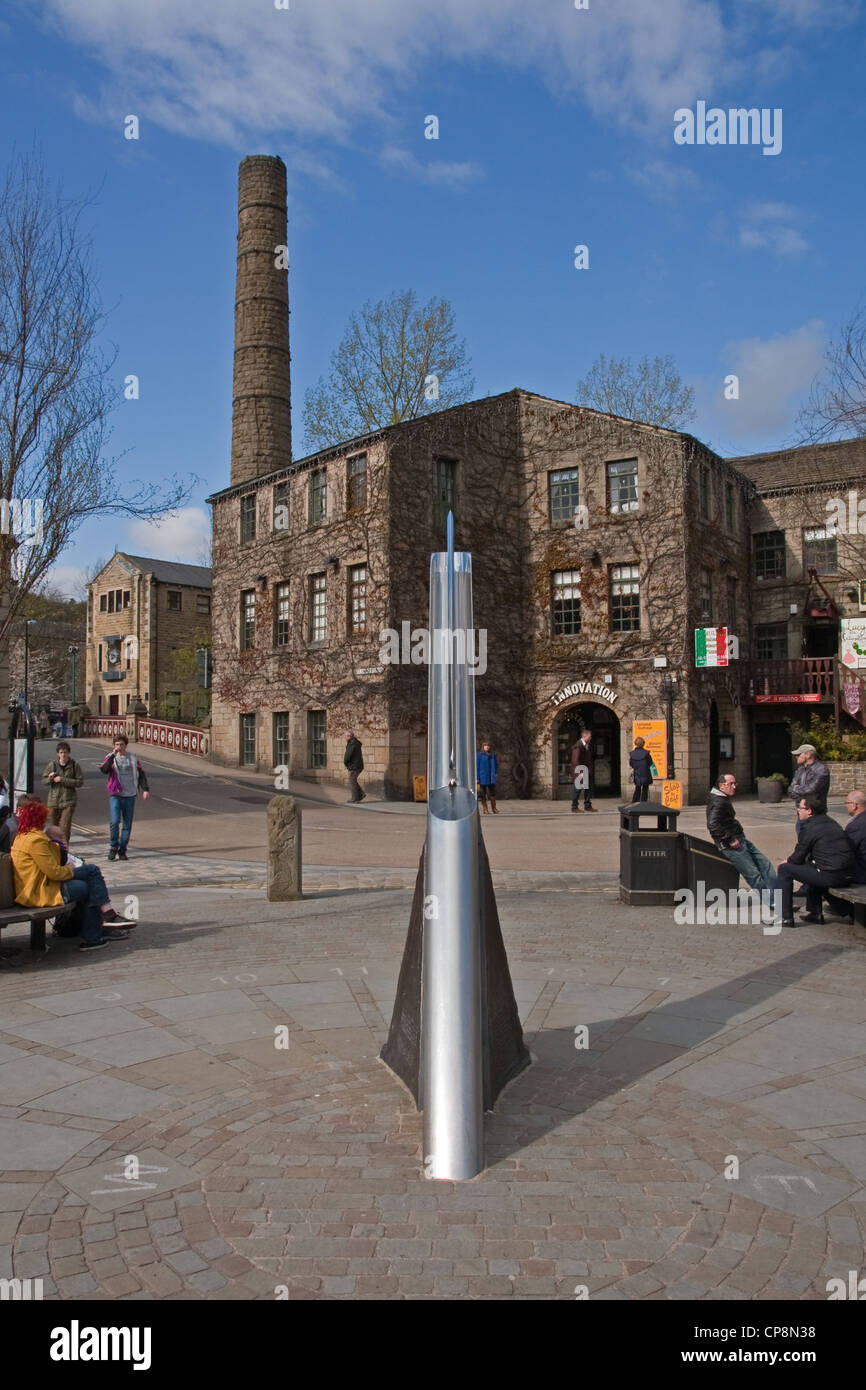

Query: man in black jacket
825,790,866,919
776,794,855,926
706,774,778,892
344,730,365,803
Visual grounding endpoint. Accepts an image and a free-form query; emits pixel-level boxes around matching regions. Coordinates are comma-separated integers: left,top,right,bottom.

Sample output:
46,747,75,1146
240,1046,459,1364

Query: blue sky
2,0,864,595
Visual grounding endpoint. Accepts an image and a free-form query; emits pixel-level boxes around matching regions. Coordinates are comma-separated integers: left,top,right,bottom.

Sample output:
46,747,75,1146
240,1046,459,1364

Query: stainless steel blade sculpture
381,513,530,1181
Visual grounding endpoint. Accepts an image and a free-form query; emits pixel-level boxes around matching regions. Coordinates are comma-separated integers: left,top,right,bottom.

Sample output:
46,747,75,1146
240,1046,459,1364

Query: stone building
85,553,212,722
208,155,866,803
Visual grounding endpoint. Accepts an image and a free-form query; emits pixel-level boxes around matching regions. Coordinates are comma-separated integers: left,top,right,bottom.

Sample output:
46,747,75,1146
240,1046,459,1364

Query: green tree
303,289,474,450
576,354,696,430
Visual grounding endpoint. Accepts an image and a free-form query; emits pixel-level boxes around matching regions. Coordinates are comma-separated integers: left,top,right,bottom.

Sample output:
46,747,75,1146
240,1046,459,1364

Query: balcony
741,657,836,706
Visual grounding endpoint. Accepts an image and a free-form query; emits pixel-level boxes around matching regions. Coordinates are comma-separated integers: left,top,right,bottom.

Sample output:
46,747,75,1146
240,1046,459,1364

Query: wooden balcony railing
741,657,836,705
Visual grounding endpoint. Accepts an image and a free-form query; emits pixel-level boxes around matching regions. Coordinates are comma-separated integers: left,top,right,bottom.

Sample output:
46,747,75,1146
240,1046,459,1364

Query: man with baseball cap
788,743,830,840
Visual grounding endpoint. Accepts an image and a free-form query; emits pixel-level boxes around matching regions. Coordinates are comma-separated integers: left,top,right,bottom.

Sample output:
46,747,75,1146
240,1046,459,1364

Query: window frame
240,588,256,651
803,525,839,575
308,710,326,769
699,567,713,623
309,572,327,644
548,467,580,525
167,590,182,612
433,456,458,532
240,493,257,545
240,713,256,767
274,581,290,647
609,563,641,633
606,458,639,515
755,622,788,661
754,530,786,582
273,711,290,768
552,569,582,637
347,563,367,636
308,468,327,526
346,453,368,513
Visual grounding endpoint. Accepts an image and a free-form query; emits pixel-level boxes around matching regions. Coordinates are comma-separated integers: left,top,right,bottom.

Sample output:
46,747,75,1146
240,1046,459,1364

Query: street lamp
659,672,679,779
68,645,79,705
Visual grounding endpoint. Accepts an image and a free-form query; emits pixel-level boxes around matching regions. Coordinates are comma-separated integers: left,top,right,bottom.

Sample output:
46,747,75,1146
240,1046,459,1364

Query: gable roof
96,554,212,587
729,437,866,492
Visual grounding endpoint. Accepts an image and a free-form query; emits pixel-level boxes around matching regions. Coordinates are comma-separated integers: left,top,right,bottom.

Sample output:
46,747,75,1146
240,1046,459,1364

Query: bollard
267,795,302,901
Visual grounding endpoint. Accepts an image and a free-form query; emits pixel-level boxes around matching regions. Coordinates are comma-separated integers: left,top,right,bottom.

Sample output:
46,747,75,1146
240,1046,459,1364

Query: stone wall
827,762,866,794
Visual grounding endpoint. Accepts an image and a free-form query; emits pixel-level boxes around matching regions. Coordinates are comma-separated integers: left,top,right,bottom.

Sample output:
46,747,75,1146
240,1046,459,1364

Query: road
36,737,821,872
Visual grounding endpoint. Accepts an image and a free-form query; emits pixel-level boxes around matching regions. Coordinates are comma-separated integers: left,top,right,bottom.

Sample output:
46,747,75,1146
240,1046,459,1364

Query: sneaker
585,807,598,813
107,849,117,862
117,851,128,861
798,911,825,924
103,928,131,941
779,920,798,929
102,910,136,927
571,806,582,813
79,939,111,952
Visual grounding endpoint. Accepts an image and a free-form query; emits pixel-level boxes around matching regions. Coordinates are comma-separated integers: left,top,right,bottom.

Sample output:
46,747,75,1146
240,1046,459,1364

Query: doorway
803,623,838,658
555,702,622,798
754,721,791,778
109,695,120,716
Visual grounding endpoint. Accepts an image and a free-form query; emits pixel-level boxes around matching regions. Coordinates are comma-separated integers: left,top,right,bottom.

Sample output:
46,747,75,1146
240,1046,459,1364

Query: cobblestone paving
1,882,865,1300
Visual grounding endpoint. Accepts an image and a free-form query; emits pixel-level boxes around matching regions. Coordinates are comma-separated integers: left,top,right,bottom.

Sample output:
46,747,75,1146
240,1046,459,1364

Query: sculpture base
380,820,530,1111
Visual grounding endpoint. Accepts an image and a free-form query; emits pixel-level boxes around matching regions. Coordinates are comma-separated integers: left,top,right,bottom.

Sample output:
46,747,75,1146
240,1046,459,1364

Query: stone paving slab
0,880,865,1301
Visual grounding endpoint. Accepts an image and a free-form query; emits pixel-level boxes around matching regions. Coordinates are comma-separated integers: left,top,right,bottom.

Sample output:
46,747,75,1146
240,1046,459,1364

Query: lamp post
659,672,678,780
23,619,37,709
68,645,79,706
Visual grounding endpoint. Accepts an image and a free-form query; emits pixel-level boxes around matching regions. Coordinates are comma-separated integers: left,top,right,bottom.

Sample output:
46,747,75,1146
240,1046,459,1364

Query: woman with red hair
12,801,135,953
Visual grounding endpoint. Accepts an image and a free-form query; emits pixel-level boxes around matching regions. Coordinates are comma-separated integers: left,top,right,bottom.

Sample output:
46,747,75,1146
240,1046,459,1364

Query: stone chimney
230,155,291,486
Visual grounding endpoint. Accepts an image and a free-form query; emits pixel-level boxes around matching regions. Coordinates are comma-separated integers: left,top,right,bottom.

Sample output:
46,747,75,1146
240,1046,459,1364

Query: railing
741,657,836,704
78,716,210,756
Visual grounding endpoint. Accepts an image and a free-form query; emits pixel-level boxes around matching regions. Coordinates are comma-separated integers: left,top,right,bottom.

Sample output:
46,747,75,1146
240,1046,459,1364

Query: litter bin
679,833,740,898
619,801,681,906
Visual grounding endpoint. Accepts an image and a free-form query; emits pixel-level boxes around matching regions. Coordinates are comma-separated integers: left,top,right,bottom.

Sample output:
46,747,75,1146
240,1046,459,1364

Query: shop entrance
555,701,622,799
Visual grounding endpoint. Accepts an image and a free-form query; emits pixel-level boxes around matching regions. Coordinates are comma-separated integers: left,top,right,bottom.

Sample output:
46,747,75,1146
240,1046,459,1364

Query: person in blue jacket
628,736,654,802
476,742,499,814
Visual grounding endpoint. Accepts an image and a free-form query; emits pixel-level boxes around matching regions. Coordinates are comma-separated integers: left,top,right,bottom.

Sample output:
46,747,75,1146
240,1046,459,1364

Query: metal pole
422,511,483,1180
23,622,29,707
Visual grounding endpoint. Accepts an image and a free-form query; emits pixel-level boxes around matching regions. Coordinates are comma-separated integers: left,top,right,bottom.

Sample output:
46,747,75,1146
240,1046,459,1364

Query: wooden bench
0,853,70,959
821,882,866,926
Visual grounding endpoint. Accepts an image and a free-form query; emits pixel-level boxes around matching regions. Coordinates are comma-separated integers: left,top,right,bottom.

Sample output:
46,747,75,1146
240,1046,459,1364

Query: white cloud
699,319,825,442
738,200,811,258
123,507,211,564
43,563,93,600
380,146,484,189
625,158,704,201
39,0,831,152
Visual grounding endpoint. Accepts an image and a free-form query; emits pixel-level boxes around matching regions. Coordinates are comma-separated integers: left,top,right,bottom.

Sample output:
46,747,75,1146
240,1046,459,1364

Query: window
274,581,290,647
107,591,115,613
348,564,367,635
196,593,211,615
97,695,103,714
803,526,838,574
607,459,638,514
552,570,581,636
610,564,640,633
240,493,257,544
754,530,786,581
347,453,368,512
100,594,107,612
126,641,131,671
309,468,327,526
699,467,710,520
273,480,289,532
699,568,713,622
240,589,256,650
167,590,182,612
115,589,123,610
726,576,737,627
756,622,788,660
308,710,326,768
123,591,130,608
433,456,457,531
309,573,327,643
98,643,103,671
725,482,735,532
240,713,256,767
274,712,289,768
549,468,580,524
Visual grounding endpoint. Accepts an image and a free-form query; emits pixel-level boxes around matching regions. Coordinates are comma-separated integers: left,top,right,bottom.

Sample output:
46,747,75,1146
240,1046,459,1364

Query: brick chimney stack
230,155,291,486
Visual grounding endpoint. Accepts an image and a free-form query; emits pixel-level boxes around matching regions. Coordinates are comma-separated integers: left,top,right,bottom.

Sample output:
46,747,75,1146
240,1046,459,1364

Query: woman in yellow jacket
12,801,135,953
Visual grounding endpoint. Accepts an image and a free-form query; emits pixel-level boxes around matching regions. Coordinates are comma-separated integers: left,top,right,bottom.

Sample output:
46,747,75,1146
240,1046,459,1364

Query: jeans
631,783,649,803
60,864,111,944
777,861,851,920
109,795,136,850
721,839,779,894
571,776,593,809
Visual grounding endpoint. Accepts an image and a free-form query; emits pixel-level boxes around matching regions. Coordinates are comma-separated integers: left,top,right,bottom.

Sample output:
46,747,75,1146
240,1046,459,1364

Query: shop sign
633,718,667,781
551,679,618,708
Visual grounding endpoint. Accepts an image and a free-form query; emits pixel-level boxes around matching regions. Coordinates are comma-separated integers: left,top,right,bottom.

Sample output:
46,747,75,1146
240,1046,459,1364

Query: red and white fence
79,717,210,757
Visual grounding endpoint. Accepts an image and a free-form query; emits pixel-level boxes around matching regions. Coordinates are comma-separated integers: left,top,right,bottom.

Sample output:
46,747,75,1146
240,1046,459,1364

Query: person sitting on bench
11,801,136,954
776,794,855,927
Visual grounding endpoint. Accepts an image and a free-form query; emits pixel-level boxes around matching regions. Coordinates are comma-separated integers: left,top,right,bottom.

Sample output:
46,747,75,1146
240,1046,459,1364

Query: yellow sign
633,719,667,782
661,780,683,810
413,775,427,802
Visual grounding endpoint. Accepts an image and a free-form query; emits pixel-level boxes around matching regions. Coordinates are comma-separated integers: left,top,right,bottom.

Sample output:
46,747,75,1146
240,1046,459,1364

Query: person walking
570,729,596,812
11,800,135,953
100,735,150,860
476,741,499,813
41,741,84,845
629,737,653,803
776,794,855,927
344,730,365,803
706,773,778,893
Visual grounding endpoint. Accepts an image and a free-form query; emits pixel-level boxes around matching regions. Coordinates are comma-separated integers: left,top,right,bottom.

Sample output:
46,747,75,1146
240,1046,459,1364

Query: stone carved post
267,795,302,901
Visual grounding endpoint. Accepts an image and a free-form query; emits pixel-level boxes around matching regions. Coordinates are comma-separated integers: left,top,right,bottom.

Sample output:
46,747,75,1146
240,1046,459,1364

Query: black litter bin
679,833,740,898
619,801,681,906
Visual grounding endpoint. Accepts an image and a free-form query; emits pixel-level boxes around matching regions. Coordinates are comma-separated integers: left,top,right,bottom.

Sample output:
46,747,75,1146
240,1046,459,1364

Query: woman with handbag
100,736,150,861
629,737,653,803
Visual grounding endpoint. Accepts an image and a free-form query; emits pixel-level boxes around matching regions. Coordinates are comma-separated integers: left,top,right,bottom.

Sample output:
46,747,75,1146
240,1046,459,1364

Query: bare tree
302,289,474,450
798,302,866,441
576,353,696,430
0,151,192,654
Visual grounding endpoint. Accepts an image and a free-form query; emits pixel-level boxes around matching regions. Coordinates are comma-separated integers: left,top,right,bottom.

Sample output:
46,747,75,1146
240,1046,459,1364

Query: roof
729,437,866,492
94,554,212,587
